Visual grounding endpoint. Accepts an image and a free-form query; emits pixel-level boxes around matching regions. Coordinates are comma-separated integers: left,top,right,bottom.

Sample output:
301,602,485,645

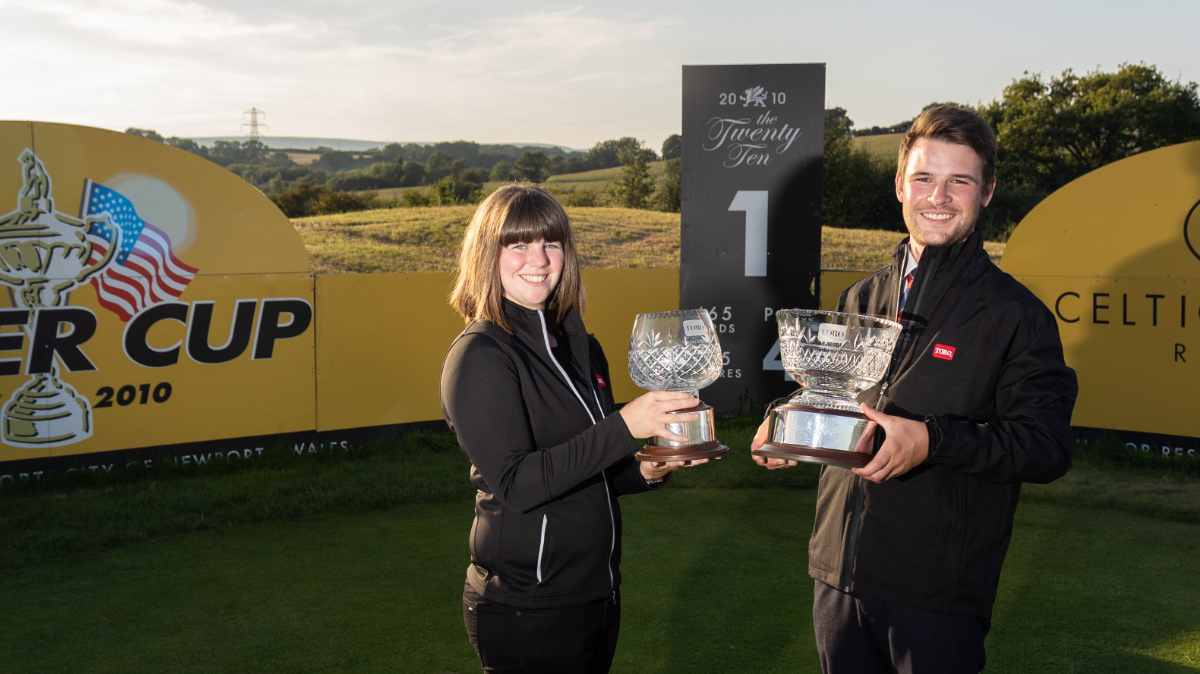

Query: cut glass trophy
752,310,902,468
627,309,728,461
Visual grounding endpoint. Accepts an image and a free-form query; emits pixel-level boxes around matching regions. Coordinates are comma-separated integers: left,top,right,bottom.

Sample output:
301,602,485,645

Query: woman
440,184,705,673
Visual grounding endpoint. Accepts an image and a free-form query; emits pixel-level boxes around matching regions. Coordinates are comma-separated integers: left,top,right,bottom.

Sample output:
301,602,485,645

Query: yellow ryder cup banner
1001,141,1200,458
0,122,314,476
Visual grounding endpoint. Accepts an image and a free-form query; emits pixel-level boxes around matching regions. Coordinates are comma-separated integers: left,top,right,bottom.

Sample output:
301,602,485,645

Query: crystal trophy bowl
628,309,728,461
752,310,902,468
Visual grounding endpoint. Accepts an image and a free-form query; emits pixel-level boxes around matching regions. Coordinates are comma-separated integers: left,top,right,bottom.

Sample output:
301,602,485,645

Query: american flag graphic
82,180,198,322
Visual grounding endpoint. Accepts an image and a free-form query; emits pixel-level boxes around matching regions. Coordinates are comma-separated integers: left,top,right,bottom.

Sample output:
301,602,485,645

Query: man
751,104,1078,673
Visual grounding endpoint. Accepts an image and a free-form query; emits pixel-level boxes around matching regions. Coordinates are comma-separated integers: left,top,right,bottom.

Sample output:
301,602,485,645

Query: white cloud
2,0,1196,147
9,0,296,46
0,1,681,144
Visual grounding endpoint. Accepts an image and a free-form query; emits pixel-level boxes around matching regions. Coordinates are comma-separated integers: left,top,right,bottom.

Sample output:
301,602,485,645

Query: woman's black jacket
440,299,655,610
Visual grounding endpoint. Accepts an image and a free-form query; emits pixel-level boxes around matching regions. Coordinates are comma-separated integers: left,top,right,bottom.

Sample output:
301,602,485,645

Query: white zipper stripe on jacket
591,389,616,590
537,310,616,589
591,389,606,420
538,311,595,424
536,514,548,584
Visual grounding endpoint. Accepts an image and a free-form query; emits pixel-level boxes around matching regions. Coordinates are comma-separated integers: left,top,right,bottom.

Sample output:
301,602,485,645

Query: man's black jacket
809,229,1078,619
441,299,652,610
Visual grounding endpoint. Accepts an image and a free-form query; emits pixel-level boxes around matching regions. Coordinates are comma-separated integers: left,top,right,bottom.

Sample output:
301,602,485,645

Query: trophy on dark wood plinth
753,310,902,468
628,309,728,462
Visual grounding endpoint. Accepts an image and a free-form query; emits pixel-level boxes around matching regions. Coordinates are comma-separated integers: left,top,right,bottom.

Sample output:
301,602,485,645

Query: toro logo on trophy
0,149,197,448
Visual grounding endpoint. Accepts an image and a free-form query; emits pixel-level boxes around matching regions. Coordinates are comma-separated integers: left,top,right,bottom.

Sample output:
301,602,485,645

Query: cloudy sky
1,0,1197,149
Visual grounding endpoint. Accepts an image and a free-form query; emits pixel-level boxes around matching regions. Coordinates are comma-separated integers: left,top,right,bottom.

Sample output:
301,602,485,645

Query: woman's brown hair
450,184,585,333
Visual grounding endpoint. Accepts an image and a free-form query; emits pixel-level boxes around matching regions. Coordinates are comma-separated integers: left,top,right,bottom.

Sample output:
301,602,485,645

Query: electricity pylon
242,108,268,139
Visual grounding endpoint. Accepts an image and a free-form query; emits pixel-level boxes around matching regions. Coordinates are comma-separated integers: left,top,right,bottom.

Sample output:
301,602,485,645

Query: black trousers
463,592,620,673
812,581,989,674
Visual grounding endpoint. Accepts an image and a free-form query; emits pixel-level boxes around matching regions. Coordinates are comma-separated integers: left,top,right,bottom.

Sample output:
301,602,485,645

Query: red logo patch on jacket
932,344,955,361
595,375,607,388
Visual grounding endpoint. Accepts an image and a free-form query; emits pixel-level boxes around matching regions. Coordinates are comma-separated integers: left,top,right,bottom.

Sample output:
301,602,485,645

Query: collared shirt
898,245,919,316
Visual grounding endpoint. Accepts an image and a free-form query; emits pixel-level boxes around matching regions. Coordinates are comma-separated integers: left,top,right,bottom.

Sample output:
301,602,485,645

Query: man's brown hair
897,104,997,186
450,184,584,333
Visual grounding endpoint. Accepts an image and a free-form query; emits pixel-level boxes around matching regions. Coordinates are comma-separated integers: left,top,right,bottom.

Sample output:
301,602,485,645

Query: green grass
543,162,670,191
292,205,476,273
853,133,903,161
371,181,524,201
294,206,1005,274
6,491,1196,673
0,432,471,568
1,503,479,673
989,501,1200,672
359,163,667,210
292,205,683,273
818,220,1004,270
3,421,1200,672
544,164,623,188
821,227,908,270
314,161,1018,275
1021,436,1200,524
369,185,426,199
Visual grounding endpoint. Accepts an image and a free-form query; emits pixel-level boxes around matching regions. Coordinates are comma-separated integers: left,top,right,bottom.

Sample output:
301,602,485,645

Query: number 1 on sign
728,191,768,277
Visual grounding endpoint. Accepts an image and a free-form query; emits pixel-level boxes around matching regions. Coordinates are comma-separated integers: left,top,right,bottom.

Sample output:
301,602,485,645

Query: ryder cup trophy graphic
628,309,728,461
0,150,118,448
753,310,902,468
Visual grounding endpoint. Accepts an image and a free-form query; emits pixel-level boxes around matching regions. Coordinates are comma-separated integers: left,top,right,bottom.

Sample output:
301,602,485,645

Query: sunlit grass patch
568,207,680,268
293,206,475,273
820,226,1005,269
1123,630,1200,669
853,133,903,161
293,205,681,272
294,205,1005,274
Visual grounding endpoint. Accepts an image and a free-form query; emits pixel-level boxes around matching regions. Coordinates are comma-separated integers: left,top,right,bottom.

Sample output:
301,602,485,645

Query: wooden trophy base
636,440,729,462
752,442,870,468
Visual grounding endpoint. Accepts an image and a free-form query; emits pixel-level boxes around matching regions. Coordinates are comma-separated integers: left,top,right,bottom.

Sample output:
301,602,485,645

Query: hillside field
293,205,1004,273
853,133,903,161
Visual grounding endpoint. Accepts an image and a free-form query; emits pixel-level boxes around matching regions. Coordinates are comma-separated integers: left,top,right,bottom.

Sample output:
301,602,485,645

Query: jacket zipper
538,311,595,424
839,248,923,593
591,380,616,589
536,514,548,584
600,469,616,588
840,475,866,592
537,311,616,591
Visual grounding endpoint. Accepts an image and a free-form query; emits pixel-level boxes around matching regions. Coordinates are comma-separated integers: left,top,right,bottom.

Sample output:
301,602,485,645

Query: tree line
123,129,679,216
823,63,1200,241
128,63,1200,238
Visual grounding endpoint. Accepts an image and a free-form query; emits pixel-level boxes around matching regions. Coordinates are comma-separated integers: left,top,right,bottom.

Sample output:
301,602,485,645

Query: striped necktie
897,271,915,318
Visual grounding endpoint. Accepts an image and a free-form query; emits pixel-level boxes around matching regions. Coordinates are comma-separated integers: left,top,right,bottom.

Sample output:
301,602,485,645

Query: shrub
513,151,549,183
563,188,603,207
269,180,324,218
607,145,655,209
313,190,377,215
823,109,902,231
489,161,512,182
654,157,681,212
661,133,681,160
428,176,483,206
978,183,1046,242
402,189,432,207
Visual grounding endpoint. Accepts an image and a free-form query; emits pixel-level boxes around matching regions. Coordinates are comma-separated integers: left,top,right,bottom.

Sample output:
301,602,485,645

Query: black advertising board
681,64,825,414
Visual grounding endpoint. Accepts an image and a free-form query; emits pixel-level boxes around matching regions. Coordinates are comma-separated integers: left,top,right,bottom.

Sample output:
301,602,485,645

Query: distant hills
191,136,580,153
